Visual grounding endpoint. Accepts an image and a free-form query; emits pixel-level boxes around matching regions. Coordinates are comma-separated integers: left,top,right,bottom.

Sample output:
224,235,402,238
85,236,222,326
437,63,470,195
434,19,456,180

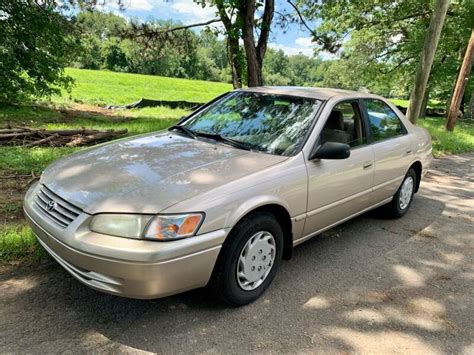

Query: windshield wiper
195,132,253,151
168,125,197,139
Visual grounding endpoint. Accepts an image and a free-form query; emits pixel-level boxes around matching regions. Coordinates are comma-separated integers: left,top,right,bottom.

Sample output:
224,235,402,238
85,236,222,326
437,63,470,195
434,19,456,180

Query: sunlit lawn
56,68,232,106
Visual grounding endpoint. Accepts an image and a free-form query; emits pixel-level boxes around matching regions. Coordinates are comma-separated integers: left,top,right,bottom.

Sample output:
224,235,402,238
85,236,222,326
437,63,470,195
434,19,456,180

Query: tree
0,0,78,103
406,0,450,124
446,29,474,131
293,0,472,111
126,0,275,88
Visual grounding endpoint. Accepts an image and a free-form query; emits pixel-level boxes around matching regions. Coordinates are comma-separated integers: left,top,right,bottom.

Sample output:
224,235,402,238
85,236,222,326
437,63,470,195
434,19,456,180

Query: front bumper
24,183,227,299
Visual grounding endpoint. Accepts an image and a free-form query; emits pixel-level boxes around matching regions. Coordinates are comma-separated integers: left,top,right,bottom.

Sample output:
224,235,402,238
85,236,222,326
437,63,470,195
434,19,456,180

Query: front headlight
90,214,152,239
90,213,204,241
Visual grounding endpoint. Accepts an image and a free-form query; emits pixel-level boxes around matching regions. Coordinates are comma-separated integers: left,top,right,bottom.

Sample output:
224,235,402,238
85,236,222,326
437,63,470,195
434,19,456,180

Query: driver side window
320,101,366,148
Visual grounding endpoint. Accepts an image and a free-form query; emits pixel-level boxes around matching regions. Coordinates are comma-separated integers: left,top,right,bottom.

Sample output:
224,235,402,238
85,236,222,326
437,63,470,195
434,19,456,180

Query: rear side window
365,99,406,142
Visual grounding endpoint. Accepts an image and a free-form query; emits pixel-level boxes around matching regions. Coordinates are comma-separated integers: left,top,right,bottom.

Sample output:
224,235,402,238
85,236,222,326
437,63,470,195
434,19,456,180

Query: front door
303,100,374,237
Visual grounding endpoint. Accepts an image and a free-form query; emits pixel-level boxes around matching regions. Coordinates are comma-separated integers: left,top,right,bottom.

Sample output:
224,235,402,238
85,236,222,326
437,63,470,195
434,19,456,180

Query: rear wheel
380,168,417,218
210,212,283,306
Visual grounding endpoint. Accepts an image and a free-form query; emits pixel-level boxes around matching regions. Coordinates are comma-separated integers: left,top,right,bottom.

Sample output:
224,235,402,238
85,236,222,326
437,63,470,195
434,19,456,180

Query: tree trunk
227,36,243,88
214,0,243,89
241,0,262,87
406,0,450,124
446,29,474,131
419,85,430,118
467,91,474,120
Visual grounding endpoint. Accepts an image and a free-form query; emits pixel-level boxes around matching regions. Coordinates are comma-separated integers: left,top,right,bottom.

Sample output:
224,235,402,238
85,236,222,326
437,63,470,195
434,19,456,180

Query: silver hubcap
399,176,414,210
236,231,276,291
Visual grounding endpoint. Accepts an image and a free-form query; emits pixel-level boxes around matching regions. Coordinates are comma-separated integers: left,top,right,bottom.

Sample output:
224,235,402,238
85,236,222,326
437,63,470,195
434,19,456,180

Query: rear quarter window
365,99,406,142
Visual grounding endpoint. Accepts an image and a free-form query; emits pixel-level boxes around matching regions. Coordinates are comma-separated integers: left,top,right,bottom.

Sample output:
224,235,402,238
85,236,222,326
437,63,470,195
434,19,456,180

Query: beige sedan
24,87,432,306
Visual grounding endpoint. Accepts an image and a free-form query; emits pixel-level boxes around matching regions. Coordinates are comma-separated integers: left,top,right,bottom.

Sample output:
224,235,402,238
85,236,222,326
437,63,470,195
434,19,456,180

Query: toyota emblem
46,200,57,211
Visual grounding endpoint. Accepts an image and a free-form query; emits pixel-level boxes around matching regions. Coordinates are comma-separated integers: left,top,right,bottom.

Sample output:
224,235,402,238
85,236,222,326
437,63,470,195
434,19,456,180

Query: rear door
362,99,413,203
303,100,375,237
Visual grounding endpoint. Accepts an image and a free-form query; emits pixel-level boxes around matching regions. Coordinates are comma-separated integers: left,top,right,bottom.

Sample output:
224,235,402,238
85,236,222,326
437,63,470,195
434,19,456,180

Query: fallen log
66,129,128,147
0,131,38,140
0,127,128,147
107,98,202,110
0,128,30,134
24,133,60,147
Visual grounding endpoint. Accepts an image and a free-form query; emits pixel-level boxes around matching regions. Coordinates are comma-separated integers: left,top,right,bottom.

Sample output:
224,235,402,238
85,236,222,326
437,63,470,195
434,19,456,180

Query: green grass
419,117,474,157
390,98,442,109
0,224,48,262
56,68,232,106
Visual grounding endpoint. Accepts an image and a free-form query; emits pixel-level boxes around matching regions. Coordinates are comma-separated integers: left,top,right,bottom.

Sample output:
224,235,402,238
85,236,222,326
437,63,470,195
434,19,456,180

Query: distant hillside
58,68,232,106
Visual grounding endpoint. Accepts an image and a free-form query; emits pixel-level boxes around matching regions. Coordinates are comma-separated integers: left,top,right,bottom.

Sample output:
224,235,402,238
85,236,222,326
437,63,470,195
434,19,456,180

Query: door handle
363,161,373,169
406,149,412,154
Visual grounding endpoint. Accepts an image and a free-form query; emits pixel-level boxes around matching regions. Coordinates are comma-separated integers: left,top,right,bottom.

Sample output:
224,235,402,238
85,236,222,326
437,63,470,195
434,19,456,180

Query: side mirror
310,142,351,160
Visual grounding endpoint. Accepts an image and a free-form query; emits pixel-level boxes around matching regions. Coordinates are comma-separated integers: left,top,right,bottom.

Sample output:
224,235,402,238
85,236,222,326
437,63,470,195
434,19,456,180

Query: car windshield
182,92,321,156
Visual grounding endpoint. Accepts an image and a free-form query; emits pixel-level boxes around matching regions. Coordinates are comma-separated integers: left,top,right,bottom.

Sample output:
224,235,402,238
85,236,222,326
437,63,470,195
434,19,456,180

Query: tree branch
286,0,317,38
357,11,431,29
149,18,222,35
257,0,274,61
380,56,416,74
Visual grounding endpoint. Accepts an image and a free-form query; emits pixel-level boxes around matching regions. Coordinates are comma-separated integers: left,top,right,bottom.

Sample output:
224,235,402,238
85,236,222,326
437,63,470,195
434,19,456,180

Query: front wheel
210,212,284,306
381,168,417,218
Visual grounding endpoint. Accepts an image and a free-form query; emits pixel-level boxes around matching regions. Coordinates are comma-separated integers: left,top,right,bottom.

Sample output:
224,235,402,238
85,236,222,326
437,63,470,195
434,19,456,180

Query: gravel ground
0,153,473,354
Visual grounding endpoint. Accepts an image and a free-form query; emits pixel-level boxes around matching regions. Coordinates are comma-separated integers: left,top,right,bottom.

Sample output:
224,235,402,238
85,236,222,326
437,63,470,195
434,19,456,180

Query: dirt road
1,153,472,354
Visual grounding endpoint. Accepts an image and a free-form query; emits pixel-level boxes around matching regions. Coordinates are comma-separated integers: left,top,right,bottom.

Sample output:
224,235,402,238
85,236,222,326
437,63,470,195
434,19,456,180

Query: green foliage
0,1,78,103
262,49,323,86
419,117,474,157
0,224,48,262
0,146,76,176
73,11,230,82
296,0,474,103
57,68,232,106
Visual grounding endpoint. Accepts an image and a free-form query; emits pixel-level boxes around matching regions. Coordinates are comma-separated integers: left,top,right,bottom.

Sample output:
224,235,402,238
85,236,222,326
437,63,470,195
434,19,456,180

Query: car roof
236,86,383,101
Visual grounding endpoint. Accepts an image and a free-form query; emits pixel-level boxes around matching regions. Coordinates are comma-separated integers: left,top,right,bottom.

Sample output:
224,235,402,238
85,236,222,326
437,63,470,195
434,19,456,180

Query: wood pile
0,127,128,147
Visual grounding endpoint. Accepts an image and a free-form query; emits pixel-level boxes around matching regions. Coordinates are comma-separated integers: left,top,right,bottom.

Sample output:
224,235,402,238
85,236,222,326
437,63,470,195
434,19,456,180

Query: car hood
41,131,288,214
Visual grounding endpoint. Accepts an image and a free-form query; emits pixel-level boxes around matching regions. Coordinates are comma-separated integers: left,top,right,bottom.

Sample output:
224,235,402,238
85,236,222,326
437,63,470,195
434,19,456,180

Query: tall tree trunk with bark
214,0,274,88
406,0,450,124
446,29,474,131
227,35,243,88
419,84,430,118
240,0,274,87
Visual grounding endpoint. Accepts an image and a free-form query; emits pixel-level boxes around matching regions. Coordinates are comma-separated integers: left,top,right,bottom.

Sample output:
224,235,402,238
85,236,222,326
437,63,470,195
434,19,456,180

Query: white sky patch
118,0,154,11
319,51,338,60
295,37,313,48
100,0,219,26
269,36,314,57
98,0,154,11
169,0,217,23
390,33,403,43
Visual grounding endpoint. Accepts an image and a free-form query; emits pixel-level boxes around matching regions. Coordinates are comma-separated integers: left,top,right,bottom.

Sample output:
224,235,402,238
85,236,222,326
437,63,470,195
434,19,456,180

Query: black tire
380,168,417,218
210,211,284,306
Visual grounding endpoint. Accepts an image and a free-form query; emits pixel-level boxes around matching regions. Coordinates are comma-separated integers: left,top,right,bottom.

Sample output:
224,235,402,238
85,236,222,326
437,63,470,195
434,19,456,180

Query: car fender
224,194,292,230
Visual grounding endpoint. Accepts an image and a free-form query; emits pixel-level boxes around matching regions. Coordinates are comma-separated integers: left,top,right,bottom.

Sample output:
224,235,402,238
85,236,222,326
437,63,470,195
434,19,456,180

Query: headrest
325,110,345,130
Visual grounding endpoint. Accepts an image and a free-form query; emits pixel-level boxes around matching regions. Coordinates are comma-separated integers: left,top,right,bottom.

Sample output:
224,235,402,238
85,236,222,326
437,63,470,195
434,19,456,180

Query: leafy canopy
0,0,79,103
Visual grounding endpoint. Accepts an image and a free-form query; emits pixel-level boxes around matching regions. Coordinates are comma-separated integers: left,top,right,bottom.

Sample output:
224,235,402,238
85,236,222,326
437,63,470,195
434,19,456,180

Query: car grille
34,185,82,228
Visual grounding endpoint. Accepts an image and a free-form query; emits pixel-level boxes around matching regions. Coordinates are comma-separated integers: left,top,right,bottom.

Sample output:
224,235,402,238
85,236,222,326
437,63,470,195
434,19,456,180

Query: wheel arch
409,161,422,192
226,202,294,260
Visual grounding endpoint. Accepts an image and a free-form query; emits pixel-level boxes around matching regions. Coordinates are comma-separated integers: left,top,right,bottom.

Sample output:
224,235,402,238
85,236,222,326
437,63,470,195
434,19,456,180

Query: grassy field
390,98,442,109
0,68,473,263
56,68,232,106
